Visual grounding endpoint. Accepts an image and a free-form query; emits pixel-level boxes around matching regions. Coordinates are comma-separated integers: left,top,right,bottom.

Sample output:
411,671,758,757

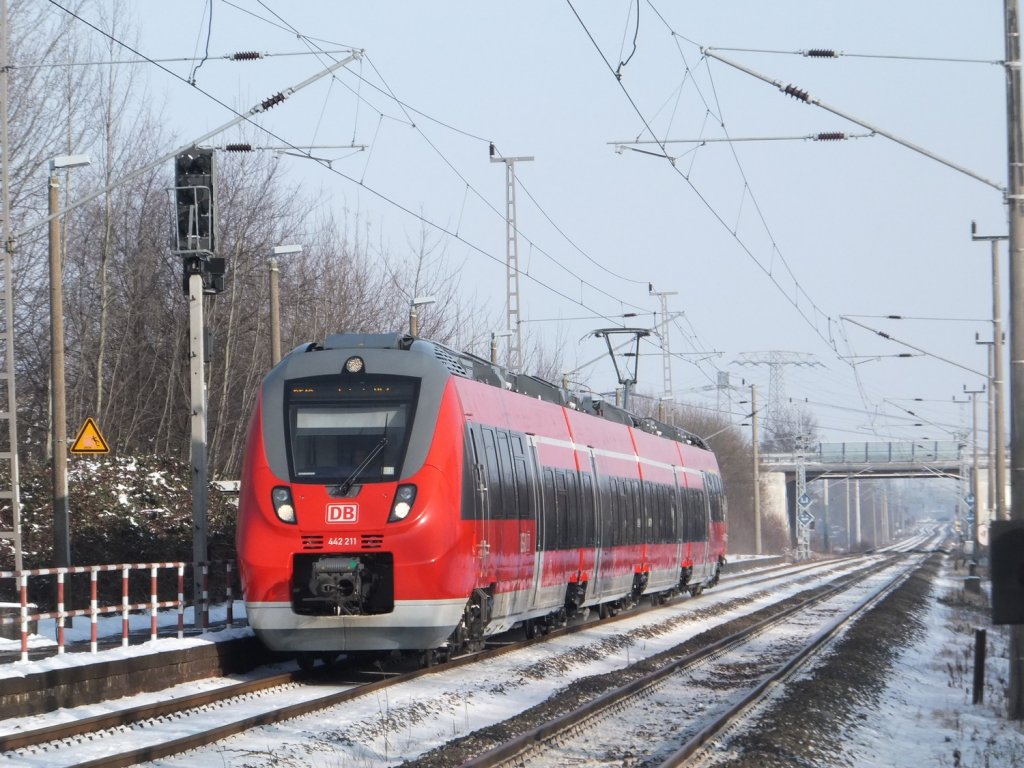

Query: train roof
313,331,710,451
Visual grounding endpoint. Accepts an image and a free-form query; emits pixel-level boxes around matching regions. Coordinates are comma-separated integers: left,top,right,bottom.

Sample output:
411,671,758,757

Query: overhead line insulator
783,84,809,102
224,143,253,152
230,51,264,61
261,92,285,111
805,49,838,58
814,131,846,141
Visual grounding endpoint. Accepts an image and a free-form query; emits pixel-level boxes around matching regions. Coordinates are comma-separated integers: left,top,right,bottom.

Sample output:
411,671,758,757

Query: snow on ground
835,564,1024,767
3,554,1023,767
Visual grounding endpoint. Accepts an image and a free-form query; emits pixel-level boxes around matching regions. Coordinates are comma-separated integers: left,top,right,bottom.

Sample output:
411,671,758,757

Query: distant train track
454,551,931,768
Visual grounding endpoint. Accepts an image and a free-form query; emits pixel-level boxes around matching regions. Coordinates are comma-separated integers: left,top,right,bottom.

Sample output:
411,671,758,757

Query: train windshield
286,375,419,484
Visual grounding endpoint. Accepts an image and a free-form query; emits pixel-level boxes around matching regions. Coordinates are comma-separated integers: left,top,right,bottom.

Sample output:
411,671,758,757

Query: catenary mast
1003,0,1024,721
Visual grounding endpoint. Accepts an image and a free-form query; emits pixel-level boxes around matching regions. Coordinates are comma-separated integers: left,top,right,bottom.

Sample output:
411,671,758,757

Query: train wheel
297,653,316,673
320,653,339,669
689,584,703,598
524,619,537,639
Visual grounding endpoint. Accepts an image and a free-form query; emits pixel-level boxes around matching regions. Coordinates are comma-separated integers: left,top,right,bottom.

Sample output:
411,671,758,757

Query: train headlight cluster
389,484,417,522
344,356,364,374
271,486,296,524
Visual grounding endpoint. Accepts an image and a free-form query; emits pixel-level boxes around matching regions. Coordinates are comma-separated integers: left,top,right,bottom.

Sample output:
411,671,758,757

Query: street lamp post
409,296,435,337
49,154,90,568
269,244,302,366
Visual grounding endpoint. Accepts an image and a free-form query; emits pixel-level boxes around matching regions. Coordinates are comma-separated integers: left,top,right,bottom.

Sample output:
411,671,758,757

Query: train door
505,431,537,615
693,471,713,581
672,466,685,575
587,449,607,599
466,424,494,584
523,435,544,612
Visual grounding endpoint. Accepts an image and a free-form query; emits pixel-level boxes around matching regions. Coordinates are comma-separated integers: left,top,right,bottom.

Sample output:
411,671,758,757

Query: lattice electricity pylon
649,284,678,402
490,146,532,372
733,351,822,437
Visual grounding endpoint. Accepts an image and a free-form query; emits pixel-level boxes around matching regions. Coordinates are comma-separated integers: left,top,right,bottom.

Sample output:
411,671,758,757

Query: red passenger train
237,333,727,664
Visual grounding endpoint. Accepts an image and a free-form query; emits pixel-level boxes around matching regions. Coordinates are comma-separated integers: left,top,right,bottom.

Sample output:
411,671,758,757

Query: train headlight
271,486,296,524
388,484,417,522
344,356,364,374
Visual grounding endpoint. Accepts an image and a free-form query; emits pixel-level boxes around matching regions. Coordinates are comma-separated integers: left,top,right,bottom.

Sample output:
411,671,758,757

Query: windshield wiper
339,437,388,495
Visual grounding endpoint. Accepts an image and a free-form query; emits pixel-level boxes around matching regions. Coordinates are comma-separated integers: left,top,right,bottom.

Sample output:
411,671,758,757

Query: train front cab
238,336,477,654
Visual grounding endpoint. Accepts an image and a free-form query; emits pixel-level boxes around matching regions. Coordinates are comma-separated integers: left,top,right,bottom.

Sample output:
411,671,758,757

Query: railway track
0,550,935,767
453,552,929,768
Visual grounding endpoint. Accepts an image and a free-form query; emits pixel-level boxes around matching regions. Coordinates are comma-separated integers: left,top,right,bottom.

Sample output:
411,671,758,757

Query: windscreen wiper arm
340,437,388,495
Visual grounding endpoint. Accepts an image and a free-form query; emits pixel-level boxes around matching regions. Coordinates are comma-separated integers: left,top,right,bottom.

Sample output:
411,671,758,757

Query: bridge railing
762,440,963,466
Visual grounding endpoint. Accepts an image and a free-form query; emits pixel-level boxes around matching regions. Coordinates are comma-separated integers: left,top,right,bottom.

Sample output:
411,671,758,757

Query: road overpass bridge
760,441,966,479
753,441,990,553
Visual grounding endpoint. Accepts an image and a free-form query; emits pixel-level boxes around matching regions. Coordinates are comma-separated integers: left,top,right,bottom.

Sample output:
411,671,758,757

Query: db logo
326,503,358,524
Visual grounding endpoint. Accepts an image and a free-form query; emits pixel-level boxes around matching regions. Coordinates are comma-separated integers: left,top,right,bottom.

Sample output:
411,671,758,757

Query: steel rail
2,552,905,766
661,559,922,767
458,555,912,768
0,670,299,752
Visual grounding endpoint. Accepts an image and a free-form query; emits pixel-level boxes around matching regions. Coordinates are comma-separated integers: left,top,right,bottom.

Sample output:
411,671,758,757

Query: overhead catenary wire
45,0,655,354
8,48,356,69
701,48,1005,192
193,3,715,363
610,131,876,146
705,45,1003,66
634,2,992,435
567,0,840,356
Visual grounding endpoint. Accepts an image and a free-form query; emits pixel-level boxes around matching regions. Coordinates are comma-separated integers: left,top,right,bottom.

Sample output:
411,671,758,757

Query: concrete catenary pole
1004,0,1024,720
0,0,22,571
751,384,761,555
49,174,69,567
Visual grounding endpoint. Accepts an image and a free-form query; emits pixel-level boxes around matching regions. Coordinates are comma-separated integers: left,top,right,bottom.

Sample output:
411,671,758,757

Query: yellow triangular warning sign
71,417,110,454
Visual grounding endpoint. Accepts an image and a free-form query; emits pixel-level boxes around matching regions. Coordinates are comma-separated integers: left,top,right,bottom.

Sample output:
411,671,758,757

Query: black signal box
991,519,1024,625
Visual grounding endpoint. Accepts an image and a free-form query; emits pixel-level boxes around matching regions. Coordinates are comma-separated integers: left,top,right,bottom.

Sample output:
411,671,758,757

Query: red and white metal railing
0,560,239,662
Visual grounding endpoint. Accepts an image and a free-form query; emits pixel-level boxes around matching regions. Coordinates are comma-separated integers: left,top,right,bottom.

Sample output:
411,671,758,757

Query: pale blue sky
63,1,1009,444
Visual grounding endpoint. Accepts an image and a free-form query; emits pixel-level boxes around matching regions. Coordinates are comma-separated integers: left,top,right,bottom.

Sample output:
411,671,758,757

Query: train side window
683,486,696,542
653,484,665,543
542,468,556,550
480,427,504,520
568,472,582,548
461,425,482,521
642,482,654,543
495,430,517,521
631,480,643,544
656,483,666,543
618,481,626,548
510,433,533,520
709,473,725,523
696,489,709,542
661,484,672,543
581,474,596,547
599,475,614,547
555,471,569,549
